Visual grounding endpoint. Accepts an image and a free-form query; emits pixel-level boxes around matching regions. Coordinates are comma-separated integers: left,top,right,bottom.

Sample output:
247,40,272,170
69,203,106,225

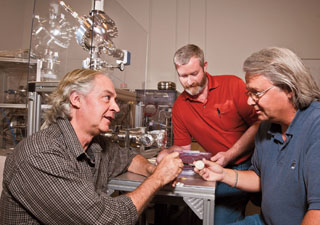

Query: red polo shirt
172,73,258,164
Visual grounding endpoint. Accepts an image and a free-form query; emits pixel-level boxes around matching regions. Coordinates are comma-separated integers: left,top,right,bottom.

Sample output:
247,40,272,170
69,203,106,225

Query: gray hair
243,47,320,109
43,69,106,127
173,44,205,68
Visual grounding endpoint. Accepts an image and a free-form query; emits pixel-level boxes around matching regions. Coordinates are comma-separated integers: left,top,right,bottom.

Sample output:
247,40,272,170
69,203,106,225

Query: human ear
286,90,294,100
69,91,81,109
203,61,208,72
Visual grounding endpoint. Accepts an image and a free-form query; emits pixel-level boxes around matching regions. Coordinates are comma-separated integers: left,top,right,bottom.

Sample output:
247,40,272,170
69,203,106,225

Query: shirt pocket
215,101,244,131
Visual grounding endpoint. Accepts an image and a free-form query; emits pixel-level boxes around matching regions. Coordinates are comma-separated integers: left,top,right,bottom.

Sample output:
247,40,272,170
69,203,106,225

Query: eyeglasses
246,86,275,102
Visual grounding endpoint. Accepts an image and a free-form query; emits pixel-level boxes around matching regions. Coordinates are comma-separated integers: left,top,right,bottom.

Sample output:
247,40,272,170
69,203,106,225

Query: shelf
0,103,27,109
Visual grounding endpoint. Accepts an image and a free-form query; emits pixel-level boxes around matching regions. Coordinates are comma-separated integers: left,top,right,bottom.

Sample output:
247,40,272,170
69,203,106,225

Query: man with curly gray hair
0,69,184,224
196,47,320,225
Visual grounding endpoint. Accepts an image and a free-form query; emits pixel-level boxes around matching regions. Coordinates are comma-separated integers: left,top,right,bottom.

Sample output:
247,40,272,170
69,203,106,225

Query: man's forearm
127,152,183,214
128,154,155,177
301,210,320,225
228,121,260,160
222,169,260,192
126,175,163,214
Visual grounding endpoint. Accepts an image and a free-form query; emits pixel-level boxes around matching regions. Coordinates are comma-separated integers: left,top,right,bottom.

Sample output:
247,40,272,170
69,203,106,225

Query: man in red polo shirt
157,44,260,225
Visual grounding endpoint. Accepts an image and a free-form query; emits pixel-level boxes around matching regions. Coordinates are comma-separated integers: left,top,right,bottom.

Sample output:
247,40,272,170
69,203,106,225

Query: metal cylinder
157,81,176,90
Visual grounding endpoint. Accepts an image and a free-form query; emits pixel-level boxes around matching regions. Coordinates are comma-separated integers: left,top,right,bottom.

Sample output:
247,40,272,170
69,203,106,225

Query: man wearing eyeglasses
196,47,320,225
157,44,260,225
246,86,275,102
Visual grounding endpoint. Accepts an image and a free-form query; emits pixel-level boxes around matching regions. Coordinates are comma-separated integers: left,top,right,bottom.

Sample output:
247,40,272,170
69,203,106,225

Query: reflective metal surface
60,0,130,70
102,127,167,149
135,89,177,147
158,81,176,90
32,2,75,80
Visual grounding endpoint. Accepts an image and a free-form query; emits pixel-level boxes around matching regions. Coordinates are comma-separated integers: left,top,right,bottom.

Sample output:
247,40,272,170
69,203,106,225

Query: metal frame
0,57,38,149
27,81,58,135
107,172,215,225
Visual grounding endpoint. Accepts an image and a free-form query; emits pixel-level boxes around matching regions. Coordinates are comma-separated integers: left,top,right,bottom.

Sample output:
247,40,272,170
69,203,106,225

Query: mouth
186,84,199,89
104,116,114,122
255,107,265,115
252,106,261,114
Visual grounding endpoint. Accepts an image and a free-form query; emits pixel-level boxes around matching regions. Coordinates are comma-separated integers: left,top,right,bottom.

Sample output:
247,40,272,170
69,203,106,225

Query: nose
247,95,256,106
111,100,120,113
187,76,195,86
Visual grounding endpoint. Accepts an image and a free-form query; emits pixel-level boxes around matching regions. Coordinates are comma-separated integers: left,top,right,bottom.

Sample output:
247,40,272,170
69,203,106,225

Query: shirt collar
56,118,102,158
207,72,219,91
267,123,285,143
268,107,302,138
266,108,303,145
56,118,85,158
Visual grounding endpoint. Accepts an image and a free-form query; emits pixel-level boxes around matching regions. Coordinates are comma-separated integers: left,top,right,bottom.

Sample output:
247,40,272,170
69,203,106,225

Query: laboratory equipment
0,57,37,150
31,1,76,80
59,0,131,70
135,87,177,147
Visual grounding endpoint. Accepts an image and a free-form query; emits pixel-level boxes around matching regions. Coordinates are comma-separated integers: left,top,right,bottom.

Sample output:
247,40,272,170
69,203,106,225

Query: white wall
0,0,33,50
143,0,320,91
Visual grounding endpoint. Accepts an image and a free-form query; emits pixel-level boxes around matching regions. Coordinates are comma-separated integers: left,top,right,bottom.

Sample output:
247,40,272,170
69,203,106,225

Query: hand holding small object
194,160,205,170
184,160,205,170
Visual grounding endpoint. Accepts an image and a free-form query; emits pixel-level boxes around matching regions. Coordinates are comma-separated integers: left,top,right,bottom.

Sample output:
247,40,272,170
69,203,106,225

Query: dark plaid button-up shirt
0,118,138,224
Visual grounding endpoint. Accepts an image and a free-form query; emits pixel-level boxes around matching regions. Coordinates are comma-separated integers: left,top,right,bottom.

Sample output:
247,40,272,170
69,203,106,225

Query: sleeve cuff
115,195,139,224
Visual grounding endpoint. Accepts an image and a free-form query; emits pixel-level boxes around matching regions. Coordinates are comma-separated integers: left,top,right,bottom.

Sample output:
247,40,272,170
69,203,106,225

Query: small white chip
194,160,205,170
176,182,185,187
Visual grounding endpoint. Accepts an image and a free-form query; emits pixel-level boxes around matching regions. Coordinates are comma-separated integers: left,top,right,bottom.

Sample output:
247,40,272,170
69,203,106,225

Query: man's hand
194,159,225,182
127,152,183,214
152,152,184,187
156,145,190,164
156,149,172,164
210,151,232,167
128,154,156,177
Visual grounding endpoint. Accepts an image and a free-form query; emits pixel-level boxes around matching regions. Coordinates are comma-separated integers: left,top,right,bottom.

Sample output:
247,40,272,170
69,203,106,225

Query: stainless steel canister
157,81,176,90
